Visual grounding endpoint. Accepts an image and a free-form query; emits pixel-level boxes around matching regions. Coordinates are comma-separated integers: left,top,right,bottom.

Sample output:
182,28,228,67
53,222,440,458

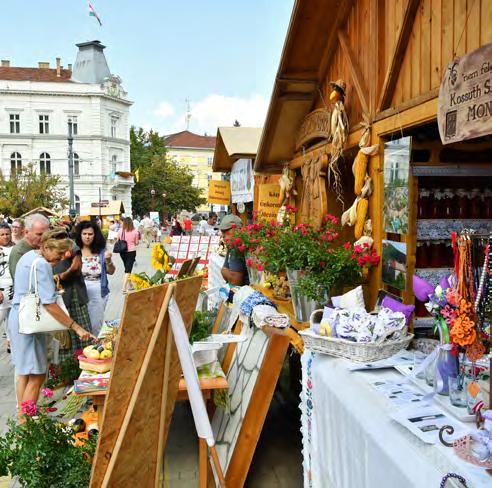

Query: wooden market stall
212,126,280,223
254,0,492,313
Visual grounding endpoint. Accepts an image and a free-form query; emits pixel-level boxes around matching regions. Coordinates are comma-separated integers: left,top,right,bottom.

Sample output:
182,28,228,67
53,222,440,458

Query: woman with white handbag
8,230,93,416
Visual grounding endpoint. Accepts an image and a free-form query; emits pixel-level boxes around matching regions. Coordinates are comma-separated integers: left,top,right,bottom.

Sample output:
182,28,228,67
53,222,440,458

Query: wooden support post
210,445,226,488
337,29,370,116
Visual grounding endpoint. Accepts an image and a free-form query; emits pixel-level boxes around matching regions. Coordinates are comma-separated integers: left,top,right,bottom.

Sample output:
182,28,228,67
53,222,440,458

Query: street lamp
150,188,156,211
161,192,167,225
67,120,76,219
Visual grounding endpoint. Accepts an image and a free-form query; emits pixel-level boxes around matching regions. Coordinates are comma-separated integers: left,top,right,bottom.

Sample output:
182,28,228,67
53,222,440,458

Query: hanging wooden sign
257,183,281,221
438,43,492,144
295,108,331,151
208,180,231,205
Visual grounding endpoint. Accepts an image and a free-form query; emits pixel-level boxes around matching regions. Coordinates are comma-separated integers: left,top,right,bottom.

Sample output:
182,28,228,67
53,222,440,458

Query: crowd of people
0,208,238,416
0,213,128,416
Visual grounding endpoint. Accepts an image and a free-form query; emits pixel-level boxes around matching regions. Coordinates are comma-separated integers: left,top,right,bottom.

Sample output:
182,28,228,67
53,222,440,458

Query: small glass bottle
418,188,430,219
429,240,443,267
416,241,429,268
468,188,482,219
455,189,468,219
430,190,442,219
483,188,492,219
442,189,455,219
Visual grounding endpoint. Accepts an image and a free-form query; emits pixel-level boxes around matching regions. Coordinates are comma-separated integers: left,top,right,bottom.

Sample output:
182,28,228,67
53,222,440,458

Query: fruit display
79,341,113,373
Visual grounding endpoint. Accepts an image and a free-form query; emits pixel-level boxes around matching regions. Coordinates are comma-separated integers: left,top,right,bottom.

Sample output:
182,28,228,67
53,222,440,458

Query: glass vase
433,325,458,396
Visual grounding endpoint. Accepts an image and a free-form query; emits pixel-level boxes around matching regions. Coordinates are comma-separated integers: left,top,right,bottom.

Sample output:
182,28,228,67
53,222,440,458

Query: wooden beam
318,0,355,80
337,29,370,116
377,0,421,111
278,92,316,102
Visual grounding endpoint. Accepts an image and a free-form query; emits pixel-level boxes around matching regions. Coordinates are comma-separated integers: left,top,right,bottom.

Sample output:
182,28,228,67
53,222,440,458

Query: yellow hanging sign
257,183,281,221
208,180,231,205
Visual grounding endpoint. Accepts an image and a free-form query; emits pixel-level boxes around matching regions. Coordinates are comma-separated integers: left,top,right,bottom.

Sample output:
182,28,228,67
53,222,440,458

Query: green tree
130,126,167,171
0,164,69,217
131,142,206,217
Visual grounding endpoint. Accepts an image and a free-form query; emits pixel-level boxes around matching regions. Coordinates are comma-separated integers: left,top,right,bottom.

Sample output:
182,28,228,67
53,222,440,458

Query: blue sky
0,0,294,135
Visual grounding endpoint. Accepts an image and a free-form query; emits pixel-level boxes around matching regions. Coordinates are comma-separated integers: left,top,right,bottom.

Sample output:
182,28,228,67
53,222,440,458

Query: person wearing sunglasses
11,219,25,245
0,224,13,351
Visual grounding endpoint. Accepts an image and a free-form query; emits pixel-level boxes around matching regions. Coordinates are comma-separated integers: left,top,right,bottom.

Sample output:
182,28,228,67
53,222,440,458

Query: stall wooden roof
255,0,492,172
255,0,352,172
212,127,262,172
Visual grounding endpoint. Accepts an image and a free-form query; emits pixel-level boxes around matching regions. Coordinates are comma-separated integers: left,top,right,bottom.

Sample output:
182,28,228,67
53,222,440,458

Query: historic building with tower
0,40,133,216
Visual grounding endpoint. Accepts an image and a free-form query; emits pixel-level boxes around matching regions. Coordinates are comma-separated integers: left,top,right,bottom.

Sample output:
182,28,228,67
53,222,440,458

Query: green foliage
0,413,96,487
0,164,69,217
190,310,215,344
130,127,206,217
45,357,81,390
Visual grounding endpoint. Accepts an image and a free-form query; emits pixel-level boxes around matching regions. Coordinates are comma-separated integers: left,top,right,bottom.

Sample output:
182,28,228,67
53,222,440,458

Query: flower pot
286,268,328,323
246,254,264,285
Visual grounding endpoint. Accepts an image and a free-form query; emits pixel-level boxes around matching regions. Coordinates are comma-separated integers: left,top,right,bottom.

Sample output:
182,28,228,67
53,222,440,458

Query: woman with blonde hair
8,229,93,413
115,217,139,293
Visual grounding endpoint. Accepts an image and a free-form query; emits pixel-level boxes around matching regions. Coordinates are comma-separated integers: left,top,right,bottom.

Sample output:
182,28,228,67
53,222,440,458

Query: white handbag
18,258,69,334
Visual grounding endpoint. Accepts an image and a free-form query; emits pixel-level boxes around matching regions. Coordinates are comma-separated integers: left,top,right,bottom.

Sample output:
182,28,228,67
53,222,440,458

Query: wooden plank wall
312,0,492,130
391,0,492,107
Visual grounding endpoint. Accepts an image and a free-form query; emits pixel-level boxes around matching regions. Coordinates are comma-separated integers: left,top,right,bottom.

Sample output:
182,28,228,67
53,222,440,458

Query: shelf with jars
416,219,492,242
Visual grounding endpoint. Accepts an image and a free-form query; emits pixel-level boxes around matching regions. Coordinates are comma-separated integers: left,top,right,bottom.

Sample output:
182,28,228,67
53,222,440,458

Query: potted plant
0,394,97,487
224,219,269,285
255,207,380,322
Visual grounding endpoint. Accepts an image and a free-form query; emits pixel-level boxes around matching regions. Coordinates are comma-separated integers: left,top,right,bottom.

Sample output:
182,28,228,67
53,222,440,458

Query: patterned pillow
331,285,365,311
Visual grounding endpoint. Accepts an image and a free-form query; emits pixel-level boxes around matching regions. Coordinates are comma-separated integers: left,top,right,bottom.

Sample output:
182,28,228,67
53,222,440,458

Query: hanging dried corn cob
354,198,369,240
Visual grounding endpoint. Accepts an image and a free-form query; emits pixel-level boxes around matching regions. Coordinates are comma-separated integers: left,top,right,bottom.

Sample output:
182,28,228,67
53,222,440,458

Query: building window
73,153,80,178
40,152,51,174
68,116,78,135
110,117,117,138
9,114,20,134
39,115,49,134
111,155,117,176
10,152,22,172
75,195,80,215
207,156,213,166
207,174,212,181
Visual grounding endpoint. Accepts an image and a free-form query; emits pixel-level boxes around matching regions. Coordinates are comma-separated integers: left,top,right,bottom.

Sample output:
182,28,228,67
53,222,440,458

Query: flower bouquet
413,275,487,396
129,243,174,290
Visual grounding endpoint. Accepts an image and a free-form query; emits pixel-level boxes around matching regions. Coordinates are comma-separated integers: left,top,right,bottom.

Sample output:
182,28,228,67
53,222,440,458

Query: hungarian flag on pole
88,2,102,26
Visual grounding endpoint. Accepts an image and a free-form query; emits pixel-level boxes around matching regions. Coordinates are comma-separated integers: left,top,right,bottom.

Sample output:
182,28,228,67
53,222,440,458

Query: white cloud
148,94,268,135
154,101,175,119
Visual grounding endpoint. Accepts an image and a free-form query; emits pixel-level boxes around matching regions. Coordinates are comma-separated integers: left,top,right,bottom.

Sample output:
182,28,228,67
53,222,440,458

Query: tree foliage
130,127,206,217
0,164,69,217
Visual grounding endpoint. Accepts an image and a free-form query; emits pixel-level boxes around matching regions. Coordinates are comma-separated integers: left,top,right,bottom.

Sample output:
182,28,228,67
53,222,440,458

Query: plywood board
90,276,202,487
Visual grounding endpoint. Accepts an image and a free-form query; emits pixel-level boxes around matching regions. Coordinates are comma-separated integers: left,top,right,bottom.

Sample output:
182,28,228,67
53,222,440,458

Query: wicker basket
299,309,414,362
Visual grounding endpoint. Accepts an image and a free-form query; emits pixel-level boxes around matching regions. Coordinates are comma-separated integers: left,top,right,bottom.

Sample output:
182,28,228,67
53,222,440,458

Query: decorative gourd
354,198,368,239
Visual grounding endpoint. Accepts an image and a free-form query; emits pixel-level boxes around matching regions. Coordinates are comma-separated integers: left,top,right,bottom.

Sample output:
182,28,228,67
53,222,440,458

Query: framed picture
381,240,407,291
375,289,402,311
383,136,411,235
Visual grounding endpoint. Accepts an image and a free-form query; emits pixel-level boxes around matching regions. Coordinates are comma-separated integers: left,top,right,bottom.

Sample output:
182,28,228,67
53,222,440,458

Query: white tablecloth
300,353,491,488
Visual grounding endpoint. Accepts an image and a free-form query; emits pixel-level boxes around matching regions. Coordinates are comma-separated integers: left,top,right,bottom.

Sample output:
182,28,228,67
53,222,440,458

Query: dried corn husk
360,175,373,198
341,196,360,227
360,144,379,156
355,235,374,248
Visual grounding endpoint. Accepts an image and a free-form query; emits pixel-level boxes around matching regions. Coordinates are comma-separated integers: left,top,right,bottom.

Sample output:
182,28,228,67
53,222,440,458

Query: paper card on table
346,350,424,371
178,251,188,259
391,405,468,444
370,379,429,408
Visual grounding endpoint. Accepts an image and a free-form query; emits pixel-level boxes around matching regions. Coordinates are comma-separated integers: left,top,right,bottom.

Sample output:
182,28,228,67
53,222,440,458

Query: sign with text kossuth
438,43,492,144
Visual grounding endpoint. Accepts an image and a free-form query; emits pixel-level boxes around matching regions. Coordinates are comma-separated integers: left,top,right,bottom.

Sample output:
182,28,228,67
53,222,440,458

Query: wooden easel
90,276,202,487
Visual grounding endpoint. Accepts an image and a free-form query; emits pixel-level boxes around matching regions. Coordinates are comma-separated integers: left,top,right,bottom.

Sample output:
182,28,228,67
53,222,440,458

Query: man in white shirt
140,214,154,248
198,212,218,236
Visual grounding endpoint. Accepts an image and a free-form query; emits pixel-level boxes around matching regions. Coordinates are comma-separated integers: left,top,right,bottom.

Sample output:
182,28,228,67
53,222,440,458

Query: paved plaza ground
0,243,302,487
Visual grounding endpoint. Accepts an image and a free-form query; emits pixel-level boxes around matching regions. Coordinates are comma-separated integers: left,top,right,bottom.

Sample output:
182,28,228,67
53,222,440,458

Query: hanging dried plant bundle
328,100,349,205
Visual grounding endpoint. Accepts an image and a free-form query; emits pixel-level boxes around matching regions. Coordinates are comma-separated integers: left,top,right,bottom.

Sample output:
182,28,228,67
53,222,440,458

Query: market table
300,353,491,488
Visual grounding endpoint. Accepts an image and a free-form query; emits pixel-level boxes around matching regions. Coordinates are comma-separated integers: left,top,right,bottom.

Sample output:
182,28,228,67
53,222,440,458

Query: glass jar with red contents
418,188,430,219
415,300,430,317
429,240,444,267
430,190,443,219
455,189,468,219
468,188,482,219
444,241,455,268
416,241,429,268
483,188,492,219
442,188,455,219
